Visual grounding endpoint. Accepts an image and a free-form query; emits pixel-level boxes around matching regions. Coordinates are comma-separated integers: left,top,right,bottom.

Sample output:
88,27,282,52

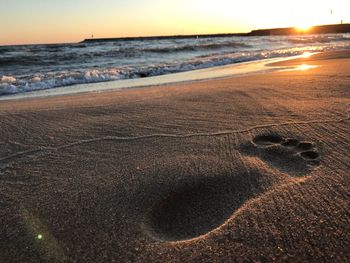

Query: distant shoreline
82,23,350,43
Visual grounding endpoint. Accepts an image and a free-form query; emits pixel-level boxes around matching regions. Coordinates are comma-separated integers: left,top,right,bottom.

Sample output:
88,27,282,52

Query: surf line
0,103,349,167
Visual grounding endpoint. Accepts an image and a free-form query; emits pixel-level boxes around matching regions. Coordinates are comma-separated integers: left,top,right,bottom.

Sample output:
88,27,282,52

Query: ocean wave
0,47,12,54
287,34,350,44
80,41,250,57
0,55,54,66
142,42,251,53
0,52,96,67
0,69,124,95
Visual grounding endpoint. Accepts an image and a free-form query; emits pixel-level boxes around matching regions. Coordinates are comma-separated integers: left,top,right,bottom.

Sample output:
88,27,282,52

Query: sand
0,51,349,262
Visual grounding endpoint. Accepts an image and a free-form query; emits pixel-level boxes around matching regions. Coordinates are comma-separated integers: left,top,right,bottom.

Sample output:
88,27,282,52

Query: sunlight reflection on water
297,64,319,71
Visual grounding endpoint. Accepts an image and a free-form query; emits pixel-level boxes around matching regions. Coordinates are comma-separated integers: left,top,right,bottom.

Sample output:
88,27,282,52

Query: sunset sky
1,0,349,45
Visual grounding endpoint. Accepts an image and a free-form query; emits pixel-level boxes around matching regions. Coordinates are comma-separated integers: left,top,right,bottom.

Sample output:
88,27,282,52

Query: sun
295,22,313,32
296,25,312,31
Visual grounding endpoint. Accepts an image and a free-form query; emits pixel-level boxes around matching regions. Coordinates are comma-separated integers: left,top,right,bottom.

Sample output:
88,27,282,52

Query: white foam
1,75,16,83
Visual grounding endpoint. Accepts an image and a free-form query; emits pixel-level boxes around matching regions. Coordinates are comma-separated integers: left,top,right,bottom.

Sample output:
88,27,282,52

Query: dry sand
0,51,349,262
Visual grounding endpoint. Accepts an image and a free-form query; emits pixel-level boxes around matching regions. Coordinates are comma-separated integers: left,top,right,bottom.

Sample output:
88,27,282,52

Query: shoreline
0,53,321,102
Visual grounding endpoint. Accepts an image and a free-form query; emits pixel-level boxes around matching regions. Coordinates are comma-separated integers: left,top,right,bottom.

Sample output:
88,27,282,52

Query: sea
1,33,350,97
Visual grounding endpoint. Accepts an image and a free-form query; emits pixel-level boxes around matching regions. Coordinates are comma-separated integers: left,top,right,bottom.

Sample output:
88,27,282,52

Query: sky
0,0,349,45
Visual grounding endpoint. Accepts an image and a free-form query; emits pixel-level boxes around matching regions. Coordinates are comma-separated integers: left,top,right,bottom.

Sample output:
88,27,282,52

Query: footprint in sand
143,168,275,242
242,134,321,175
143,134,320,242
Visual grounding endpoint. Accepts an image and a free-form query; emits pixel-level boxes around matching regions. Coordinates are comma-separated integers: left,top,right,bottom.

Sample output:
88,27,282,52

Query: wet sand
0,51,350,262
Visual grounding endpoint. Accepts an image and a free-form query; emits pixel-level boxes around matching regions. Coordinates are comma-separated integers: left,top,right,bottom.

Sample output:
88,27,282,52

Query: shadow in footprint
143,168,275,242
241,134,321,176
253,135,283,146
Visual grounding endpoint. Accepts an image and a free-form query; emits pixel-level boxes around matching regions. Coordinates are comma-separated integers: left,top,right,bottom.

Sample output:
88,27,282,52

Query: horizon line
1,23,349,47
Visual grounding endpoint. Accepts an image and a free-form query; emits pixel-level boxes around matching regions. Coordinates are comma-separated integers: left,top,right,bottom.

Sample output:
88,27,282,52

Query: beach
0,51,349,262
